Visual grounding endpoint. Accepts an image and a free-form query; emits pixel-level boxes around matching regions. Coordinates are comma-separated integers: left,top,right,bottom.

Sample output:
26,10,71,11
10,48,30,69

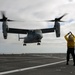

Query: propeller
0,11,17,22
46,13,67,22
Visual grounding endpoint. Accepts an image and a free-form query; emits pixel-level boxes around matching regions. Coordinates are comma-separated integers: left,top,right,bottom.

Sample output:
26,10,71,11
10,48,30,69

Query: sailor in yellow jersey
64,32,75,66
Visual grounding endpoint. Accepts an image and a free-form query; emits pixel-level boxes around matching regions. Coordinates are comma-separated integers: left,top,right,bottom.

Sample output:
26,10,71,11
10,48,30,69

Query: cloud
0,0,75,53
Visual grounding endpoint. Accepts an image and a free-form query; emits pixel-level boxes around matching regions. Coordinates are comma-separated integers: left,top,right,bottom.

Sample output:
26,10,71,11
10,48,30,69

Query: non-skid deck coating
0,53,75,75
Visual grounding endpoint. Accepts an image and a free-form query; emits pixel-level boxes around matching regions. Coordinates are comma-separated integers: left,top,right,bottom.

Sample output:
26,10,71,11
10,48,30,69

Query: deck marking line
0,60,67,75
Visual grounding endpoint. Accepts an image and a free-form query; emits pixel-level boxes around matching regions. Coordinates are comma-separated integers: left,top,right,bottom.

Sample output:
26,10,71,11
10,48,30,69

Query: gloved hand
68,31,72,35
67,32,71,35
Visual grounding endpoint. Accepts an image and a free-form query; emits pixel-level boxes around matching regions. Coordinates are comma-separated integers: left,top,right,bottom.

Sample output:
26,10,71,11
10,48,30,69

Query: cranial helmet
68,34,73,40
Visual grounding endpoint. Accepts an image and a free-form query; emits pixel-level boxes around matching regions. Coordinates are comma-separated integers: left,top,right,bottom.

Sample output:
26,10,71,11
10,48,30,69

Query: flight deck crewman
64,32,75,66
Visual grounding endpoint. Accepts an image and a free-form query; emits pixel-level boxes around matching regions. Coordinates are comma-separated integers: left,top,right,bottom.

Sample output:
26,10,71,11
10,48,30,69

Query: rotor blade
45,20,55,22
1,11,6,19
59,20,66,22
0,11,24,22
58,13,67,20
45,13,67,22
7,19,16,21
0,19,16,22
7,19,24,22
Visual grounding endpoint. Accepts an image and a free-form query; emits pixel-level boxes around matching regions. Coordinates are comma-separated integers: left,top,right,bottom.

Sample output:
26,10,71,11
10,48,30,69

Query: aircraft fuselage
23,30,43,45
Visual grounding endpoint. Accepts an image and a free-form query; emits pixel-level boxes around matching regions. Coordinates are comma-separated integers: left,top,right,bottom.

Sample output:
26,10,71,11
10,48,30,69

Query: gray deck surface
0,53,75,75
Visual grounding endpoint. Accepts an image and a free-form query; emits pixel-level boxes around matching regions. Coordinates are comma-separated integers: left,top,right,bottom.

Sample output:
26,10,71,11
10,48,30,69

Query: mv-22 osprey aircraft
0,12,66,46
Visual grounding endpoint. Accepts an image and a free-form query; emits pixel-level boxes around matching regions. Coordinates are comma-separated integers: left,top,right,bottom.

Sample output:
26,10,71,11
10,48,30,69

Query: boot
66,62,69,65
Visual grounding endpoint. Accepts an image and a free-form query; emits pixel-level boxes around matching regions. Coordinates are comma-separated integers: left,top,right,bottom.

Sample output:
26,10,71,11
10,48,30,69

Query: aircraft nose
36,34,43,39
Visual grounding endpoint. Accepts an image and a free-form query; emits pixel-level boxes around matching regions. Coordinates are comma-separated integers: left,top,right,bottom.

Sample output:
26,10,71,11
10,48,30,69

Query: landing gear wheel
23,43,26,46
37,42,41,45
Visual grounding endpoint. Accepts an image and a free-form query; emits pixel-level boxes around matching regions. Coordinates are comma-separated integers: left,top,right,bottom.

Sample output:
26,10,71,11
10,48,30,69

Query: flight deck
0,53,75,75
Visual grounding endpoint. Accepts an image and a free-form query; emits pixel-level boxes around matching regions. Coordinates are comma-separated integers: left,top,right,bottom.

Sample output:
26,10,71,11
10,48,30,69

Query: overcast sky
0,0,75,54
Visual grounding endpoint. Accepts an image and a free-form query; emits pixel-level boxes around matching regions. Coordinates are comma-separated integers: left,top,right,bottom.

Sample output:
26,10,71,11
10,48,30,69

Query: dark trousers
67,47,75,64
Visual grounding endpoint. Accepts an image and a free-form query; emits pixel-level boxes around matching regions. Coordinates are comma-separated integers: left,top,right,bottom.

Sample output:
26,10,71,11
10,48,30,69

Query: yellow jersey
64,34,75,48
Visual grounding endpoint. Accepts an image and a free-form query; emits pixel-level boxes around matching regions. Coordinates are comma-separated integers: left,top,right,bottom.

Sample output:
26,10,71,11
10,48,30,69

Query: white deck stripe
0,60,67,75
